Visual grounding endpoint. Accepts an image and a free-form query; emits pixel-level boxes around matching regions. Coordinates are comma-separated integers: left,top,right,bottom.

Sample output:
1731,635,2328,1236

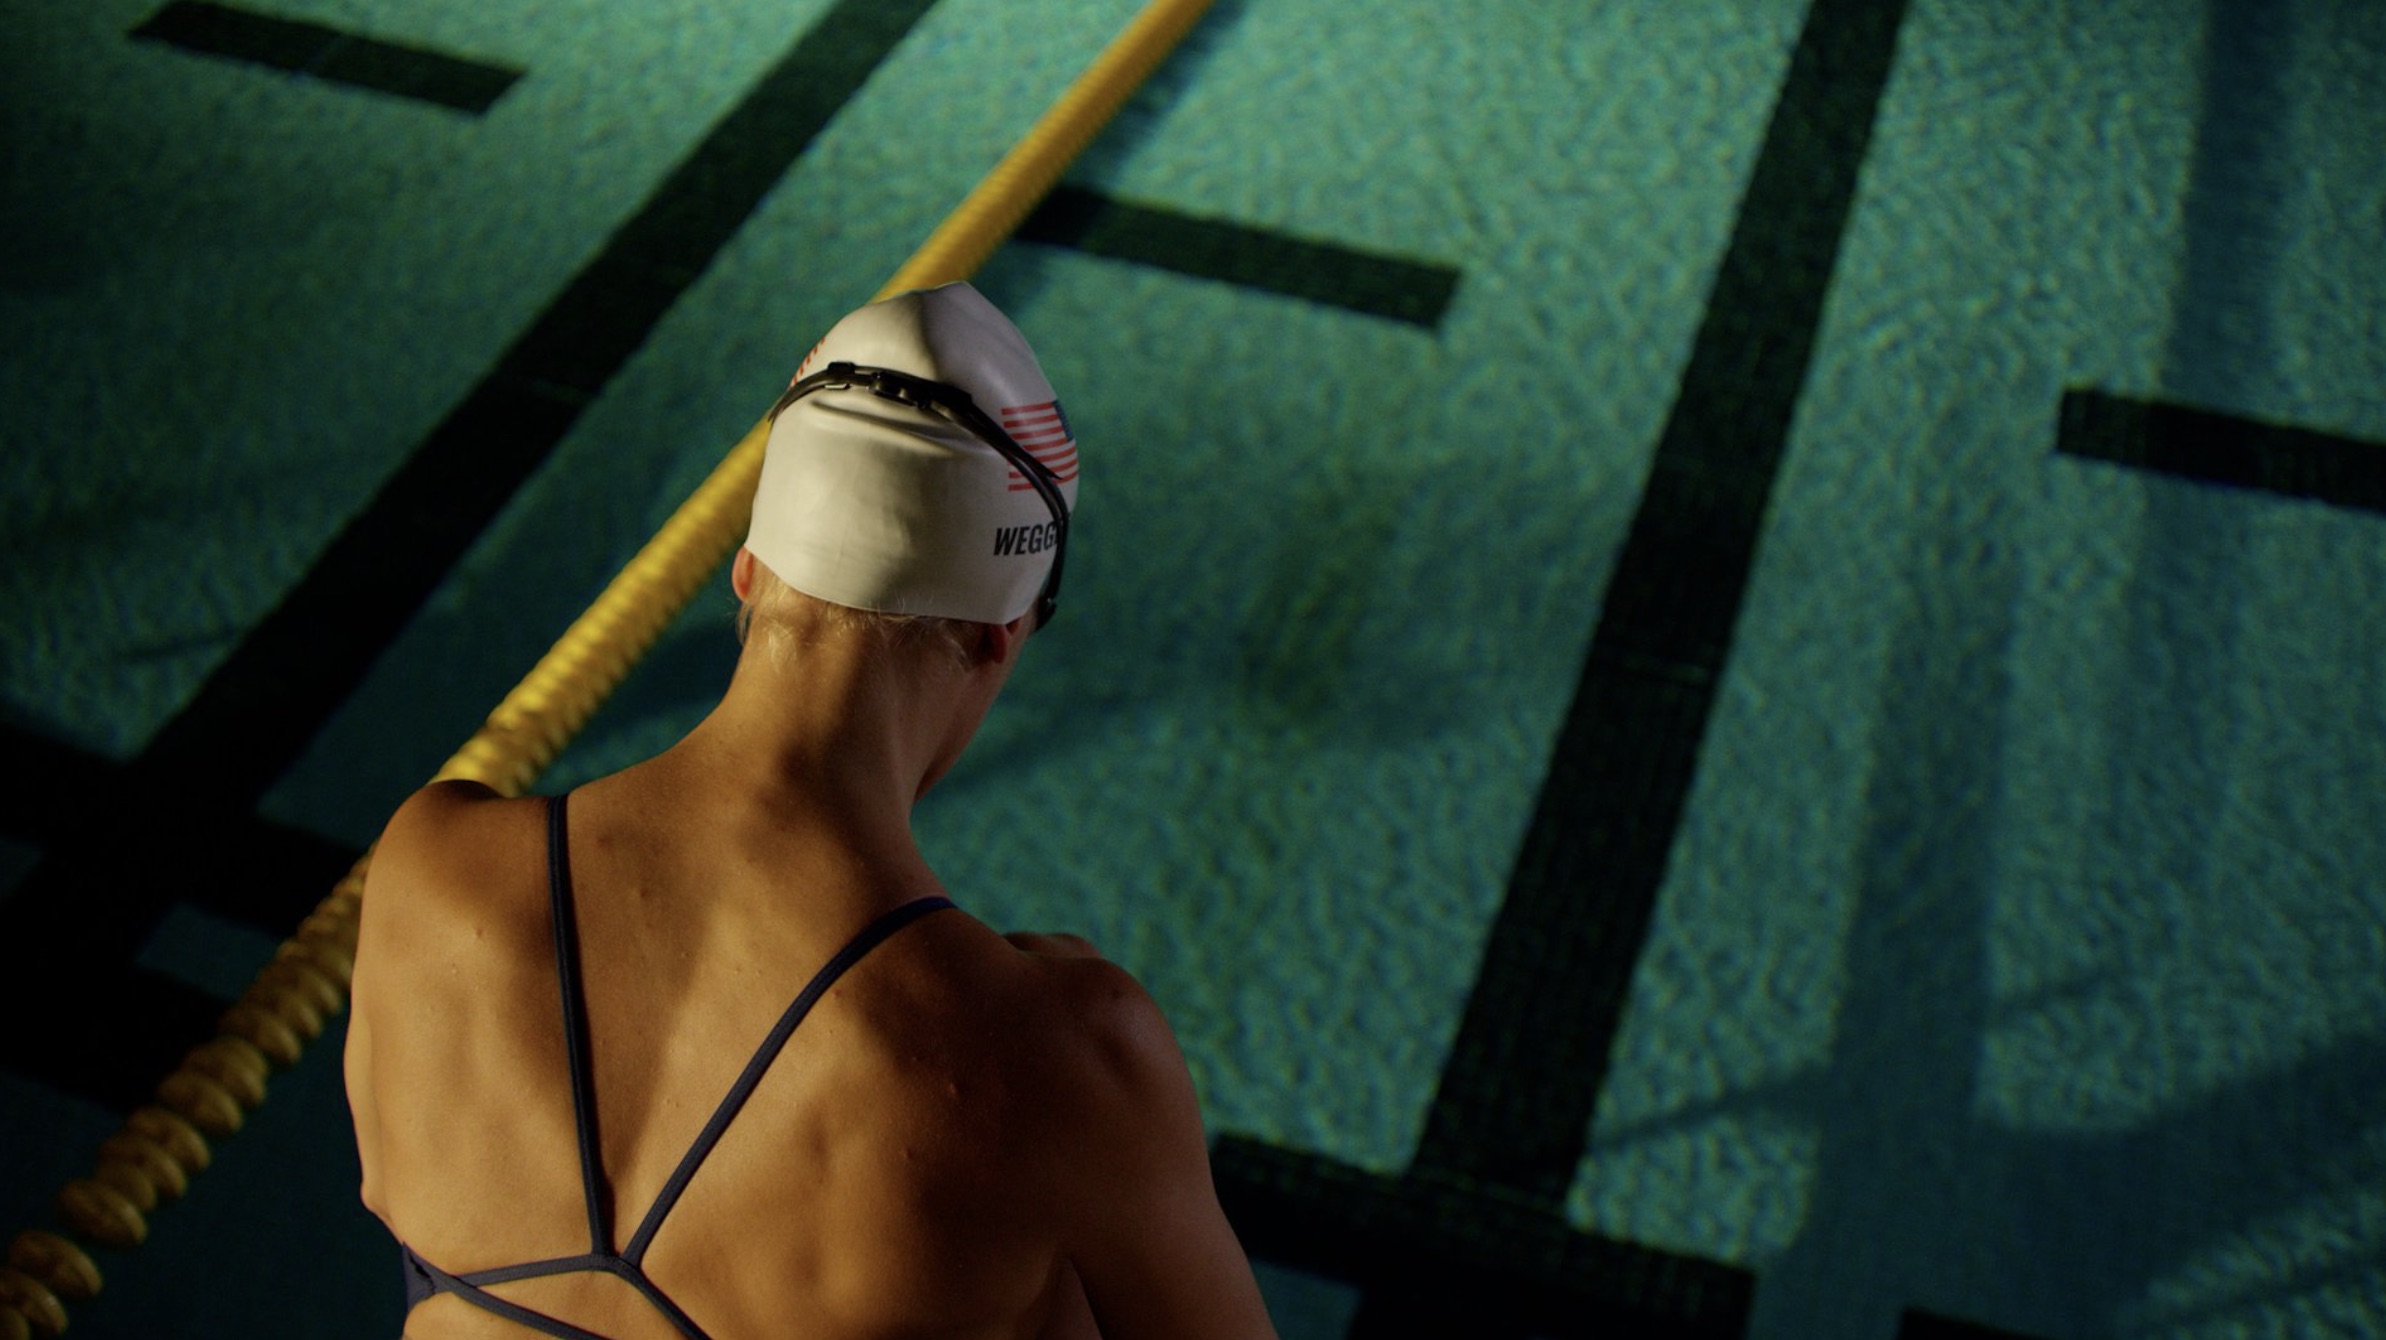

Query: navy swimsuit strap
398,792,955,1340
404,1244,620,1340
621,890,957,1261
548,791,614,1257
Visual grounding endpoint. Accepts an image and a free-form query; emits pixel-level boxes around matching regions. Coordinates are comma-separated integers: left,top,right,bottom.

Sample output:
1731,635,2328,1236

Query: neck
665,627,968,867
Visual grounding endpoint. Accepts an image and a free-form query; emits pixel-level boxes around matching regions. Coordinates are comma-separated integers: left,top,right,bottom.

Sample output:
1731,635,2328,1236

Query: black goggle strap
768,361,1069,628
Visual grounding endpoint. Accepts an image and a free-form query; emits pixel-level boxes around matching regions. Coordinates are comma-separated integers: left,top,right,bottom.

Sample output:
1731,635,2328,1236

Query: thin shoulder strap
547,792,613,1256
620,895,957,1265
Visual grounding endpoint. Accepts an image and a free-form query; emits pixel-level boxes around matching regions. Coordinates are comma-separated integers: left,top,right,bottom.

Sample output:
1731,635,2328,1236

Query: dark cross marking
130,1,523,115
1209,0,1915,1332
0,725,362,1106
2059,390,2386,516
1016,185,1462,328
1214,1139,1751,1338
1,0,948,1110
0,727,355,927
1900,1308,2054,1340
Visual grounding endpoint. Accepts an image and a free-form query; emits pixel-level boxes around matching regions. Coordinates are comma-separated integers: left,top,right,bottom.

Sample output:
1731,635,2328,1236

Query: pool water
2,0,2382,1335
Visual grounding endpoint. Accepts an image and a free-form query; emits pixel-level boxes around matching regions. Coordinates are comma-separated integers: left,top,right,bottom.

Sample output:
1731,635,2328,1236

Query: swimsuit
395,792,956,1339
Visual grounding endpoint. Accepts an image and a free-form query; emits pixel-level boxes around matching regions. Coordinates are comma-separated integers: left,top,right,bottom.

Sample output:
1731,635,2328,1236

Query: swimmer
345,283,1279,1339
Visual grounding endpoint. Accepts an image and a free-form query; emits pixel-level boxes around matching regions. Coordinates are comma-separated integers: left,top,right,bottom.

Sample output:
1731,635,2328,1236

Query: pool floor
2,0,2383,1335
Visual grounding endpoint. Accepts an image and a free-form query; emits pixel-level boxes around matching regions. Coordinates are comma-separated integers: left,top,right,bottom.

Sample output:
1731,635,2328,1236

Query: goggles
768,361,1071,630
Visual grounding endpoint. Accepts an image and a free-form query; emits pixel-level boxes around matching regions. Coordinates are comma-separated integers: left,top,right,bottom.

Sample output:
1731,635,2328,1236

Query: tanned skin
346,549,1278,1340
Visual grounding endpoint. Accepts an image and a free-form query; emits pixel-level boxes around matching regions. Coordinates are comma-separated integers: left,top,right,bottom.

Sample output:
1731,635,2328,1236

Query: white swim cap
745,282,1078,624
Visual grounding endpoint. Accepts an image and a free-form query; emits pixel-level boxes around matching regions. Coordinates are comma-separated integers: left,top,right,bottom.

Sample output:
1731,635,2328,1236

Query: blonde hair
736,560,974,673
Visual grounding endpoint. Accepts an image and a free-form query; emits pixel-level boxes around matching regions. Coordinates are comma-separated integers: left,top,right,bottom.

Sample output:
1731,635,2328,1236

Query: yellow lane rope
0,0,1213,1327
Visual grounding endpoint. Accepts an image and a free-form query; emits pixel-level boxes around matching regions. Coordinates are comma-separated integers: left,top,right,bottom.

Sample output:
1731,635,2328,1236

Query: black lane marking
0,724,118,846
0,0,944,1110
1014,185,1461,328
0,726,362,1108
1408,0,1912,1206
1213,1139,1752,1339
0,726,357,930
133,377,582,809
1205,0,1910,1329
138,0,940,808
5,966,232,1116
130,1,523,114
1899,1309,2052,1340
2059,390,2386,515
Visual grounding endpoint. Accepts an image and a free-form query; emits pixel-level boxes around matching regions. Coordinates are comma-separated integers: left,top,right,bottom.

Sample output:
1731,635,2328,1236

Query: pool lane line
0,725,117,849
1901,1308,2052,1340
1211,0,1914,1332
129,1,522,114
0,724,358,933
0,0,945,1110
1406,0,1912,1205
1015,185,1462,327
4,0,1223,1317
0,726,362,1108
2059,390,2386,514
1214,1140,1752,1338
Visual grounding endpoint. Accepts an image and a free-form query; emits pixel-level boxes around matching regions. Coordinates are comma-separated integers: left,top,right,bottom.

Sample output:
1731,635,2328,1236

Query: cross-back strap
403,1243,715,1340
620,895,958,1264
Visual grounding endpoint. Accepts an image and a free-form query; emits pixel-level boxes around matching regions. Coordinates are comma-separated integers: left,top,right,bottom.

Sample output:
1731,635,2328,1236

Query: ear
731,547,756,600
972,610,1034,670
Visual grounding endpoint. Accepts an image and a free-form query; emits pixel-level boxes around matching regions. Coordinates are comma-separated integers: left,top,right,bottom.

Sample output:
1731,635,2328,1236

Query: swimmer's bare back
346,771,1278,1340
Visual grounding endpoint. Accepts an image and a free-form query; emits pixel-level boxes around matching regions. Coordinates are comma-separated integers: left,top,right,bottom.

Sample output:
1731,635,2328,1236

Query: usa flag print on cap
999,400,1078,492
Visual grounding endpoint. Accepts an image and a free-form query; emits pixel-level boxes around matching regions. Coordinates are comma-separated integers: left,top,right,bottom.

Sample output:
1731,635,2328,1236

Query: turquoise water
4,0,2384,1335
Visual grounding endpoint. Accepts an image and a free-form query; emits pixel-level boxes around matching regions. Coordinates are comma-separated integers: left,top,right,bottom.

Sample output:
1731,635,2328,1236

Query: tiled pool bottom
5,0,2386,1335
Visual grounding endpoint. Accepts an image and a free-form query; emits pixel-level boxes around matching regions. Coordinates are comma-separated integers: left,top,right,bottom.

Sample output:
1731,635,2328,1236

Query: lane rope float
3,0,1214,1328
